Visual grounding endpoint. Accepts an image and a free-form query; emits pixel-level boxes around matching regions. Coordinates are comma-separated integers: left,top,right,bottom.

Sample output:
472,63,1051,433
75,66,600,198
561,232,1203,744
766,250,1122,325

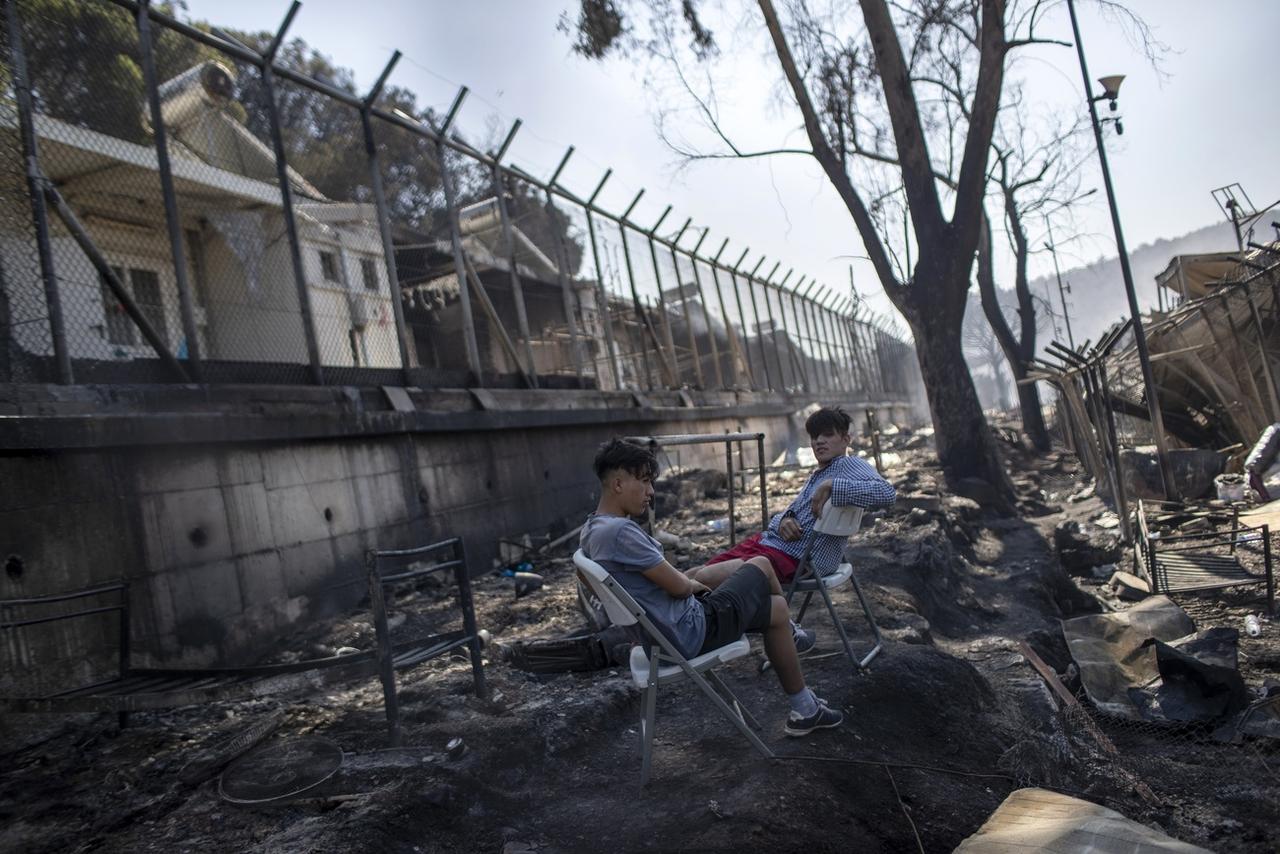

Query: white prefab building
0,61,403,374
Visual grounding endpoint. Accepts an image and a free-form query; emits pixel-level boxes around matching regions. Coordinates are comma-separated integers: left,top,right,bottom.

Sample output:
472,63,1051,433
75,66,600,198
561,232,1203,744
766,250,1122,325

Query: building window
184,228,209,305
98,266,168,348
360,257,379,292
99,267,135,346
319,250,342,283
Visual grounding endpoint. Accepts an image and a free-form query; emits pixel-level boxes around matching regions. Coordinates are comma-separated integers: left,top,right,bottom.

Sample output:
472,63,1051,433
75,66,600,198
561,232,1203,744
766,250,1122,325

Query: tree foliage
5,0,583,270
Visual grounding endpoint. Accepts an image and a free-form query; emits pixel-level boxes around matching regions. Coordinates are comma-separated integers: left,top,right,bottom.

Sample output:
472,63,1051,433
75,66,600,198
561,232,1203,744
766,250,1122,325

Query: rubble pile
1,419,1277,852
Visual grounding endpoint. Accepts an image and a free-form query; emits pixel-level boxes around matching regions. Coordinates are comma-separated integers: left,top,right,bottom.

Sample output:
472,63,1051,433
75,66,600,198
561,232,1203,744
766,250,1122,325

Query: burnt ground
2,425,1278,853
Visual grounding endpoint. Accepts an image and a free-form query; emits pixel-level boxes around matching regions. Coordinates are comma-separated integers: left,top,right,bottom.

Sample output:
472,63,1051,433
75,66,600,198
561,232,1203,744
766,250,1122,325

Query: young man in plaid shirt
689,406,896,652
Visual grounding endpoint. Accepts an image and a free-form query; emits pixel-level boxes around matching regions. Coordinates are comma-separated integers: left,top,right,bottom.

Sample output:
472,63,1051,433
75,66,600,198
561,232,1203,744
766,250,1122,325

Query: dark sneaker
792,623,817,656
784,702,844,737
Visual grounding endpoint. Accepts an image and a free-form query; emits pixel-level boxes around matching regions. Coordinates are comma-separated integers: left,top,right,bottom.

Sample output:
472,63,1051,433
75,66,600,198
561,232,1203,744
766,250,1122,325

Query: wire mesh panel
10,1,190,383
592,219,650,390
370,112,461,383
0,8,49,384
501,170,586,387
553,200,603,388
0,1,925,399
693,257,737,389
270,75,404,385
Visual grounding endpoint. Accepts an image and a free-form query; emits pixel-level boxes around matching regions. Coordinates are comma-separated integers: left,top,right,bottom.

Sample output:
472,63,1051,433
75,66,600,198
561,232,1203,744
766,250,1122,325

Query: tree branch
757,0,906,306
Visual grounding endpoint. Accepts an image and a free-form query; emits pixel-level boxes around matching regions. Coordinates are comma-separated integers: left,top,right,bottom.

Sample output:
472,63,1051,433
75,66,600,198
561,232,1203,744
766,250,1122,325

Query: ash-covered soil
2,424,1277,853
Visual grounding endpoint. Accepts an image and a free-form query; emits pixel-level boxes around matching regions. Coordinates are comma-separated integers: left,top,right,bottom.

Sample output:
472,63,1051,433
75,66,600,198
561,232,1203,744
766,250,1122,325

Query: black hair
805,406,853,439
593,438,658,482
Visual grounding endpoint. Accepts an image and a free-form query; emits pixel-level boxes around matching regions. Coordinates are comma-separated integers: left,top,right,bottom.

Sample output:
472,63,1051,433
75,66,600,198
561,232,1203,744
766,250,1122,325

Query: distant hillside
1028,220,1239,351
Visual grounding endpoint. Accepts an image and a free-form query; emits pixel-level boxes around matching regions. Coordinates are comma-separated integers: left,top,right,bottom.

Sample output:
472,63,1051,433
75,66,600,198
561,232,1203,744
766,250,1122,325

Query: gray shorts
697,563,773,655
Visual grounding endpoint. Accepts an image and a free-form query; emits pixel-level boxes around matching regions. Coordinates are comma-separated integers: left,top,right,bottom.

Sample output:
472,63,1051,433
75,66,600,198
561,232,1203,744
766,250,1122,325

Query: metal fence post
734,253,772,391
618,194,669,389
539,148,585,385
664,220,703,388
816,290,843,392
687,236,723,389
808,289,839,391
365,549,400,746
5,0,72,384
783,277,814,391
136,0,203,382
713,245,754,390
643,210,680,386
361,52,415,385
257,6,324,385
431,89,484,383
490,123,539,387
583,174,622,386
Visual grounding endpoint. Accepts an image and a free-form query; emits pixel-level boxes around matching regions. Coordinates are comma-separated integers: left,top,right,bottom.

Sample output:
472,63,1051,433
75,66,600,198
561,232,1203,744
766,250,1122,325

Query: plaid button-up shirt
760,454,895,572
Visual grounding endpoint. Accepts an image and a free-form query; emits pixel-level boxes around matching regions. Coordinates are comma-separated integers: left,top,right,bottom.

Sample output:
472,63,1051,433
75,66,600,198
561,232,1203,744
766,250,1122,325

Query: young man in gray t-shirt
579,438,843,736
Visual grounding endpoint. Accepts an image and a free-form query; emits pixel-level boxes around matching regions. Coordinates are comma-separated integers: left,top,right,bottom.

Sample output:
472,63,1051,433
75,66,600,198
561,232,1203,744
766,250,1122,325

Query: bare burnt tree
977,100,1093,451
562,0,1091,498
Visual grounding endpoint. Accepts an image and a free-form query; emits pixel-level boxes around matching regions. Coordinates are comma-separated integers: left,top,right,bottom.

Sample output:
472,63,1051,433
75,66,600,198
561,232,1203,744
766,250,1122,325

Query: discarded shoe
784,702,844,737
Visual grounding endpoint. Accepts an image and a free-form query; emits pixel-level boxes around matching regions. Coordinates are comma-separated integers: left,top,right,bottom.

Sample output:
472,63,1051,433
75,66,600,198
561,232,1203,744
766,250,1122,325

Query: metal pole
817,290,845,392
798,286,829,394
644,214,681,387
5,0,72,383
45,185,191,382
539,152,587,386
665,219,704,388
257,8,324,384
1066,0,1175,499
757,433,768,530
758,267,788,390
541,170,586,384
738,255,773,391
804,289,831,392
431,105,484,381
686,231,723,389
365,550,400,746
361,52,414,384
783,277,815,393
711,240,753,389
787,276,813,391
828,297,853,391
725,439,736,547
136,0,203,382
617,189,666,388
581,174,624,386
490,124,539,386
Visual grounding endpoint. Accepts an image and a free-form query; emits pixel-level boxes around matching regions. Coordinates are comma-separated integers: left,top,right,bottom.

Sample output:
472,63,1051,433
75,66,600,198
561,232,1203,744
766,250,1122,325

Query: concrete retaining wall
0,384,915,696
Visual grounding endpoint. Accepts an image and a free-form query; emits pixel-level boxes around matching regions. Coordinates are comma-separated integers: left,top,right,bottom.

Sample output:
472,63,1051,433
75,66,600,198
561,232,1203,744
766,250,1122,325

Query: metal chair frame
783,500,883,670
573,549,774,786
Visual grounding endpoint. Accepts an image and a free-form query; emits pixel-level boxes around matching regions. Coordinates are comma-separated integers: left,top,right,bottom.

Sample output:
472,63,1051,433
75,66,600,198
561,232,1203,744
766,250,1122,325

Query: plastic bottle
1245,614,1262,638
706,518,728,533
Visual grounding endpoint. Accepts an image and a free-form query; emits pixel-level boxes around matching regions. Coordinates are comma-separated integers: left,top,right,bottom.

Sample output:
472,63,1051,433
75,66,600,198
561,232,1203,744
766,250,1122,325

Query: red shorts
707,533,800,582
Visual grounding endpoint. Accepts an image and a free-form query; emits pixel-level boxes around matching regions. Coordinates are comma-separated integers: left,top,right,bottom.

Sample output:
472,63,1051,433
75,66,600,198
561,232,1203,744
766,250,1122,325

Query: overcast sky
182,0,1279,323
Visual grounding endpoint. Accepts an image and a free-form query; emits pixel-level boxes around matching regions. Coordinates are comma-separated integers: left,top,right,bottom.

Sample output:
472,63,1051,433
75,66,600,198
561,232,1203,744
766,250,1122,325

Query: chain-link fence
0,0,921,398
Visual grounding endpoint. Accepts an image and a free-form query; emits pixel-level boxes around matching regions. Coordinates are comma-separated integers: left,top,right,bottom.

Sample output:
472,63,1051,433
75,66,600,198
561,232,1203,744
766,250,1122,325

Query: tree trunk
976,211,1051,452
903,283,1013,499
1012,360,1048,449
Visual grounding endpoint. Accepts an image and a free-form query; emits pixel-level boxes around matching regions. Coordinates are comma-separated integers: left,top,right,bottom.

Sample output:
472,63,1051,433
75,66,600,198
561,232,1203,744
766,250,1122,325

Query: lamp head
1098,74,1125,100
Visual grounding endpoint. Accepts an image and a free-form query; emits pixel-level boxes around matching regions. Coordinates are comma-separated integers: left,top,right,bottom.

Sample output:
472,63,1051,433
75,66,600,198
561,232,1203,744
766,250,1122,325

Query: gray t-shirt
579,513,706,658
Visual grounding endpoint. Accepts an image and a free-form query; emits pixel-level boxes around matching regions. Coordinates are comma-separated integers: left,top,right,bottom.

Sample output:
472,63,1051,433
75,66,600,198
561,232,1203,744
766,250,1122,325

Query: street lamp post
1065,0,1177,499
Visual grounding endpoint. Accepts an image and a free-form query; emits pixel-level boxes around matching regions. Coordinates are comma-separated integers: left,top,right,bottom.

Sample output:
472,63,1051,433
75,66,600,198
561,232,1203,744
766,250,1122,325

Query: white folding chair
784,499,883,670
572,549,775,786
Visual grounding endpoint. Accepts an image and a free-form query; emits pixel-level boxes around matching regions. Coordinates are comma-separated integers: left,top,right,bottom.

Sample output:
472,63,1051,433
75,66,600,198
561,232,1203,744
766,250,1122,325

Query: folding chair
572,549,774,786
784,499,883,670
